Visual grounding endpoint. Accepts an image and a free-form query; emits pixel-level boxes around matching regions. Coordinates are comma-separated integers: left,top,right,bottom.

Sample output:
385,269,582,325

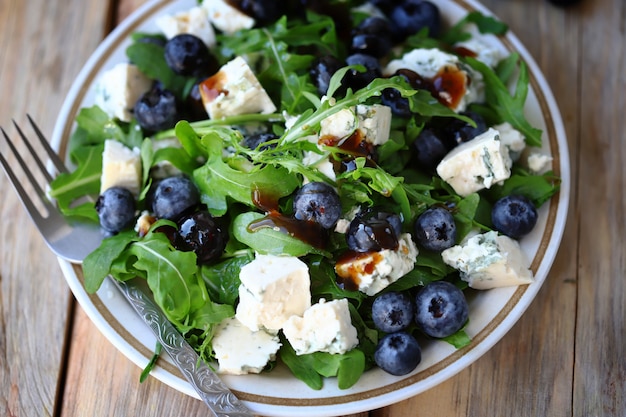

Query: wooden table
1,0,623,416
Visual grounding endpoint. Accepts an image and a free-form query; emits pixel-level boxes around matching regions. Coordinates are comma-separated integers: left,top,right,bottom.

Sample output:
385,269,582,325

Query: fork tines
0,116,65,219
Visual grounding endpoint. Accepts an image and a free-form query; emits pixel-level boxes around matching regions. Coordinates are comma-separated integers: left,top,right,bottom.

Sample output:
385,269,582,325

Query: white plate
51,1,570,416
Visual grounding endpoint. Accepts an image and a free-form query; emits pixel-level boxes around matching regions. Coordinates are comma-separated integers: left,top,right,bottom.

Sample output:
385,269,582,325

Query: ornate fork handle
112,278,254,417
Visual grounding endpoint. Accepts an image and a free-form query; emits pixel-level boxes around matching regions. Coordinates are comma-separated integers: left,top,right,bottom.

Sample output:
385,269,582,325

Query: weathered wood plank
0,1,110,416
575,0,626,414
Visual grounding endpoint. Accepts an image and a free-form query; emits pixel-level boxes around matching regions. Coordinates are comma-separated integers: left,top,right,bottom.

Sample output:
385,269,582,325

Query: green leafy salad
49,0,560,390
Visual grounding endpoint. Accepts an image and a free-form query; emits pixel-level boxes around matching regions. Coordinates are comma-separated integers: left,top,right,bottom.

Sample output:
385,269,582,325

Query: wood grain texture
575,0,626,415
0,1,109,416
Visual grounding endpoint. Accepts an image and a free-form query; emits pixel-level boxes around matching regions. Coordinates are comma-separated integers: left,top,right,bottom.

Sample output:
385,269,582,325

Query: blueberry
344,53,382,91
382,69,431,118
164,34,217,77
491,195,538,239
390,0,441,40
350,17,393,58
310,55,343,96
241,132,278,151
381,87,411,118
372,291,415,333
439,111,488,148
414,206,457,251
238,0,282,25
293,182,342,229
176,210,228,264
414,281,469,338
95,187,136,234
412,128,449,171
346,210,402,252
151,176,200,221
374,331,422,376
134,86,179,132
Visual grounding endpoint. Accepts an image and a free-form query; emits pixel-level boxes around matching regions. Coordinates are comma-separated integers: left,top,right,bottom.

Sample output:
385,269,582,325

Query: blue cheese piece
441,231,534,290
356,104,392,146
319,108,358,141
494,122,526,162
319,104,392,146
283,298,359,355
436,128,512,197
201,0,255,34
212,317,281,375
94,63,152,122
199,56,276,120
155,6,216,48
235,253,311,333
335,233,418,296
100,139,142,196
383,48,482,112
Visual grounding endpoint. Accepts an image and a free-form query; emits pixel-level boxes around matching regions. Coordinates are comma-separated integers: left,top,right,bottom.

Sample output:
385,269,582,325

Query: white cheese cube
436,128,512,197
335,233,418,296
356,104,392,146
100,139,142,196
155,6,216,48
212,317,281,375
283,298,359,355
383,48,482,112
441,230,534,290
199,56,276,120
201,0,255,34
319,108,358,142
235,253,311,333
494,122,526,162
94,63,152,122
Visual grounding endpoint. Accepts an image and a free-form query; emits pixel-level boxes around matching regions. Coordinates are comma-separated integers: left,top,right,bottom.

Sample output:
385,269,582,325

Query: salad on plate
49,0,560,390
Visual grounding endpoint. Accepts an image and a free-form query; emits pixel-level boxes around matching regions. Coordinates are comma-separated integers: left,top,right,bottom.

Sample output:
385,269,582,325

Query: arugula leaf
466,55,543,147
49,144,102,221
485,171,561,207
279,339,323,390
440,11,508,45
200,253,253,306
193,130,300,215
232,212,330,257
83,230,137,293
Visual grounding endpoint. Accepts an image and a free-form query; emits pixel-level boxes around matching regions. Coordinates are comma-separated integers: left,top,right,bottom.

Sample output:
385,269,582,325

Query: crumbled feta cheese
201,0,255,34
494,122,526,162
155,6,216,48
283,298,359,355
335,233,418,296
212,317,281,375
94,63,152,122
235,253,311,333
199,56,276,120
441,230,534,289
527,151,553,174
436,128,512,196
100,139,142,195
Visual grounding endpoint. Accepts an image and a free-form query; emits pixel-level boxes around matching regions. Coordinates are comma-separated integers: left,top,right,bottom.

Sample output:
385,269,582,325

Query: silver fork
0,116,254,417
